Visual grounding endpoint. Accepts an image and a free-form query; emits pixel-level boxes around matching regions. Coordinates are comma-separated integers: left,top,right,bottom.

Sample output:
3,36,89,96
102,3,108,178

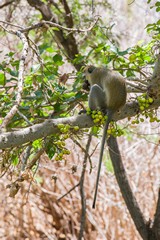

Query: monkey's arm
89,84,106,111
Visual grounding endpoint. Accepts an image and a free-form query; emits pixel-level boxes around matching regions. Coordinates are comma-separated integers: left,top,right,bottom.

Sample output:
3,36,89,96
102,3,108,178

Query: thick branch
0,100,160,149
0,115,91,149
27,0,80,69
107,135,149,240
0,0,15,8
148,53,160,97
60,0,74,28
152,188,160,239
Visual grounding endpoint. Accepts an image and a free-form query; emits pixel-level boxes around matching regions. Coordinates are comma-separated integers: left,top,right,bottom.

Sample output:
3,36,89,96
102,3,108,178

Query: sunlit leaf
0,72,5,85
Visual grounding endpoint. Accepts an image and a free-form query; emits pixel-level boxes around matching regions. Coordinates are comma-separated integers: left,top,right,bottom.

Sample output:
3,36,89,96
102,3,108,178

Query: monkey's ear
87,65,96,73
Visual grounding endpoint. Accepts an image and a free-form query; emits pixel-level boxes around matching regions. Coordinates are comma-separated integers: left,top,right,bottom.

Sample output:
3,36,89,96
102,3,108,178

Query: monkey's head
84,65,96,85
82,65,96,91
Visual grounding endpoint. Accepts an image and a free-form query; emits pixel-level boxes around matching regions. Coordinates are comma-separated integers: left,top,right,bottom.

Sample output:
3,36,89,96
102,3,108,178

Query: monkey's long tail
92,110,113,209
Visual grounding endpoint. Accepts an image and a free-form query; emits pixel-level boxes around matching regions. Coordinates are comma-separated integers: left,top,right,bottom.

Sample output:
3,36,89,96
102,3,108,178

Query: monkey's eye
88,66,95,74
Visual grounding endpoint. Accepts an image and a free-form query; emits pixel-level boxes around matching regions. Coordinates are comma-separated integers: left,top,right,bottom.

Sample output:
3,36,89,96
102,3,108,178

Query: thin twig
78,132,92,240
17,110,33,126
57,183,80,201
127,76,148,85
126,81,147,91
0,20,23,28
27,36,44,70
21,145,32,171
71,136,93,172
26,148,45,169
0,17,99,33
0,23,15,34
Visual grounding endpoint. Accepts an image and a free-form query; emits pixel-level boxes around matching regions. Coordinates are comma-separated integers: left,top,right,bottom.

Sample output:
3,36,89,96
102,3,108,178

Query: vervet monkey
84,66,127,208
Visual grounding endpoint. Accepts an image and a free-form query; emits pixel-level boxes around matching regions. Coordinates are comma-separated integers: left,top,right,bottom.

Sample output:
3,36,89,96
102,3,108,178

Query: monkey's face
84,65,96,85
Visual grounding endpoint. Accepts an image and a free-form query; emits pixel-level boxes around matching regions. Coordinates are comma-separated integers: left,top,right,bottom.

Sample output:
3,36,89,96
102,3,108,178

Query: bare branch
0,31,29,131
21,145,32,171
127,76,148,85
0,20,23,29
17,110,33,126
71,137,93,170
79,132,92,240
57,183,80,201
0,18,99,34
126,80,147,93
26,148,45,169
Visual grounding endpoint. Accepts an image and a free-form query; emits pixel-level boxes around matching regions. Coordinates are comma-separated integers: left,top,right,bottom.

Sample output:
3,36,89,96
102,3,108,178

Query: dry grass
0,118,159,240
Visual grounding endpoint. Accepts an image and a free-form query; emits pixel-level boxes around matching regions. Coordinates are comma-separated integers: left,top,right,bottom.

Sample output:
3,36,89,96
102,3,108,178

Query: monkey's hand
78,109,87,115
82,80,90,91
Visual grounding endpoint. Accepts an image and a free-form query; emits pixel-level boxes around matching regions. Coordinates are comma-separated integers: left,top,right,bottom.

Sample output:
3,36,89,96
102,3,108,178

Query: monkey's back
103,69,126,110
85,66,127,111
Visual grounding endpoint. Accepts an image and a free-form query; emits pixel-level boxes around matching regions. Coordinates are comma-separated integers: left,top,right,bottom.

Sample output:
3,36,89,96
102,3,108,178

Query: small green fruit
74,126,79,131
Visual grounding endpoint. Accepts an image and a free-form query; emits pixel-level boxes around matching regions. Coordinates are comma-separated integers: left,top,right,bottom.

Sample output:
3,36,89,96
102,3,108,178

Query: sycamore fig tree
0,0,160,239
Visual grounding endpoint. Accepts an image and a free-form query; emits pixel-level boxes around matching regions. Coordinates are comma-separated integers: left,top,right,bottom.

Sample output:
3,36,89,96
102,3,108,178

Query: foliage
0,0,159,185
0,0,160,239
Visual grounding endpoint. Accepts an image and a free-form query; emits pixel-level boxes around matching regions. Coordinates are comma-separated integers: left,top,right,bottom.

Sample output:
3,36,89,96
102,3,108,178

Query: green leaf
91,126,100,135
157,20,160,24
155,2,160,6
0,64,4,70
126,70,135,77
39,43,51,54
46,145,56,159
12,155,19,166
52,27,60,31
117,48,130,56
11,60,20,69
10,70,18,77
129,54,136,62
0,72,5,85
34,90,43,97
46,47,56,53
156,6,160,11
53,54,63,63
7,52,15,57
32,139,42,150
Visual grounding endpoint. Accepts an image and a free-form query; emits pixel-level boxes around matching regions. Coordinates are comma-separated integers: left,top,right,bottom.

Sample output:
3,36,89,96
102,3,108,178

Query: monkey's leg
89,84,106,110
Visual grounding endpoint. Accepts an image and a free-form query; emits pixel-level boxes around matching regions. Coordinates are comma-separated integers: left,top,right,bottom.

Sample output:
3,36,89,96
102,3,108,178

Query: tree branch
152,188,160,239
60,0,74,28
0,31,28,131
107,135,149,240
148,53,160,98
0,0,15,9
0,99,160,149
0,19,99,34
26,0,81,70
79,133,92,240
